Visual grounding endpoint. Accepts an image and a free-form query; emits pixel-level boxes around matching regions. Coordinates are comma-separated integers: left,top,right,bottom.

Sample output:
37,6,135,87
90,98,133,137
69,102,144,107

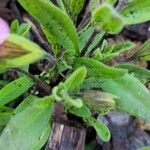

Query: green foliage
1,0,150,147
0,96,54,150
0,76,34,108
138,146,150,150
92,3,124,34
100,74,150,123
92,40,135,61
106,0,117,5
137,39,150,61
120,0,150,25
85,117,110,142
0,34,46,72
64,66,86,92
69,104,92,118
18,0,79,54
74,58,127,78
117,63,150,83
0,107,13,132
79,26,95,50
111,41,135,53
69,0,85,17
11,19,32,37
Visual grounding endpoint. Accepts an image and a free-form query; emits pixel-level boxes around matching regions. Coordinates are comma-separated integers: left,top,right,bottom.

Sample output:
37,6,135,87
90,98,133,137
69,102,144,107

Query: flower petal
0,18,10,45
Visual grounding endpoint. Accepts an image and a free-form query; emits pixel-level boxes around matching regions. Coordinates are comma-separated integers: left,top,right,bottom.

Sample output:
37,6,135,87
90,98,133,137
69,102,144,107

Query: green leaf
74,58,127,78
52,83,83,108
11,19,32,37
13,96,36,114
0,34,46,72
0,76,34,108
31,124,51,150
64,67,87,92
100,74,150,123
137,39,150,61
0,96,54,150
90,0,102,12
14,96,51,149
18,0,79,52
85,31,105,55
81,77,103,90
69,104,92,118
92,3,124,34
106,0,117,5
138,146,150,150
79,26,95,50
86,117,110,142
111,41,135,53
69,0,85,16
10,20,20,33
117,63,150,83
120,0,150,25
0,107,13,132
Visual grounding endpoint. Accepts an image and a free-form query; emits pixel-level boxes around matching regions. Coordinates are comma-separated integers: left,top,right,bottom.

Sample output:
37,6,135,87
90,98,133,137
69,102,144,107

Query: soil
0,1,150,150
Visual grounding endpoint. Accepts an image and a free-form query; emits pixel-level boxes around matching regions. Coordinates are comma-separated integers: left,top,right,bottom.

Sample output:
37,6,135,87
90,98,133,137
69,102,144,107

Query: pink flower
0,18,10,45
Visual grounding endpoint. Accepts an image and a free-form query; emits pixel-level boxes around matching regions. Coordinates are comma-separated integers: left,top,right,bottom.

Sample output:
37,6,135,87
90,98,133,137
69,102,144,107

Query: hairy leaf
86,117,110,142
74,58,127,78
92,3,124,34
0,76,34,108
18,0,79,52
120,0,150,25
52,83,83,108
79,26,95,50
100,74,150,123
69,0,85,16
117,63,150,83
86,31,105,55
69,104,92,118
0,107,13,132
137,39,150,61
81,77,102,90
0,34,46,72
111,41,135,53
0,96,54,150
64,67,87,92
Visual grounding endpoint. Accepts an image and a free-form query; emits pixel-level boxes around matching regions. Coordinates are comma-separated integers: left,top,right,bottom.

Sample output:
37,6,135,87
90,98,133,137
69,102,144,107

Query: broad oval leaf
120,0,150,25
0,76,34,108
92,3,124,34
0,34,46,72
18,0,79,52
100,74,150,123
0,96,54,150
64,66,87,92
74,58,127,78
86,117,110,142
